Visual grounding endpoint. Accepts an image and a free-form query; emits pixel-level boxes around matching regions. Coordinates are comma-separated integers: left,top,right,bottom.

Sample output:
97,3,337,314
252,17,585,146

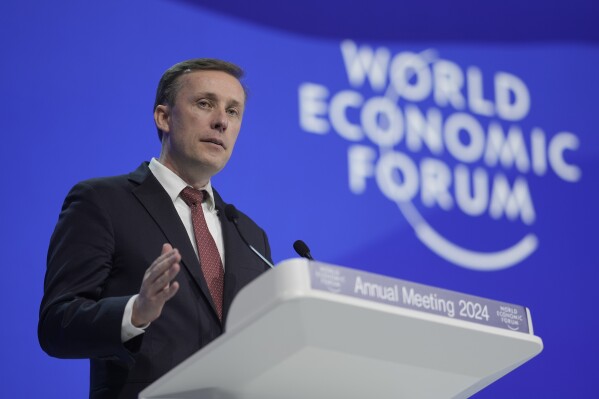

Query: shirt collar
148,158,216,211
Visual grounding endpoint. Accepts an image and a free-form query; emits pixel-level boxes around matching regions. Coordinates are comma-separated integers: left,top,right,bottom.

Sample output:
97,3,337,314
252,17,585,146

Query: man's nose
211,108,228,133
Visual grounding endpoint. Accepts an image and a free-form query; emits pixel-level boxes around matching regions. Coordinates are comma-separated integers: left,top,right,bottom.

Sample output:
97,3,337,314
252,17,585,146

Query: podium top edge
264,258,538,336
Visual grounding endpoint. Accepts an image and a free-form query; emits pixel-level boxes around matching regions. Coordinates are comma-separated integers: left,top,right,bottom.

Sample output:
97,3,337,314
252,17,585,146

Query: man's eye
227,108,240,116
197,100,211,108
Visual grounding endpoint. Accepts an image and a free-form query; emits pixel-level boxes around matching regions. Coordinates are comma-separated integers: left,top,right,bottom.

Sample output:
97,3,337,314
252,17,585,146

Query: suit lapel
128,163,220,320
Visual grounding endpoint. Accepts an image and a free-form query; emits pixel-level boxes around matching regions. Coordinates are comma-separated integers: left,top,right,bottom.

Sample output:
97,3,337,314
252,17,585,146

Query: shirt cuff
121,294,149,342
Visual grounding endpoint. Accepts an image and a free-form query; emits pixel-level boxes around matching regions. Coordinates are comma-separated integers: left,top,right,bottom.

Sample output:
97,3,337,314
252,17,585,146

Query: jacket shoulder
68,163,151,195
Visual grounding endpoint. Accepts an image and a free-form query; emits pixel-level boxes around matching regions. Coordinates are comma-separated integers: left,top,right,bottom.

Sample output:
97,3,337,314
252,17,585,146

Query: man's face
156,70,245,183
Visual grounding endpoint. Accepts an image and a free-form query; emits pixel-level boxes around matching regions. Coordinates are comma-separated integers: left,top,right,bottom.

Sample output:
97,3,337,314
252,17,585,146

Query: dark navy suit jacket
38,163,271,398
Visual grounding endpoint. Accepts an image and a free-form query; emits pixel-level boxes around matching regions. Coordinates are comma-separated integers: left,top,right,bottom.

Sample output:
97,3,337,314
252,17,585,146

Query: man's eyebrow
195,92,218,101
227,98,243,108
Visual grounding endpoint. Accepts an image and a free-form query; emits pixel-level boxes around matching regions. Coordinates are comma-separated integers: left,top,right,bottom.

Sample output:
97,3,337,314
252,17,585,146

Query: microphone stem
248,244,275,268
232,219,275,268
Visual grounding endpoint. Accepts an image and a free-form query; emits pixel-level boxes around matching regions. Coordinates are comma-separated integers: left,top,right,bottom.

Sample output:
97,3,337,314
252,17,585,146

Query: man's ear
154,104,170,134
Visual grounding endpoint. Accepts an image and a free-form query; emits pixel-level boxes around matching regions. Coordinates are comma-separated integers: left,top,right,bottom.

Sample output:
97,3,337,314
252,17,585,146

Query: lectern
140,259,543,399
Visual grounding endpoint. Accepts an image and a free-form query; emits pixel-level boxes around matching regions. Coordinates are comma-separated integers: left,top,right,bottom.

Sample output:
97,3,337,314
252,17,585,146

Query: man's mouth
201,138,225,149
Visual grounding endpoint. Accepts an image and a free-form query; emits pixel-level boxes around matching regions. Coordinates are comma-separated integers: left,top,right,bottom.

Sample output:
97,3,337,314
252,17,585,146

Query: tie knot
180,187,205,207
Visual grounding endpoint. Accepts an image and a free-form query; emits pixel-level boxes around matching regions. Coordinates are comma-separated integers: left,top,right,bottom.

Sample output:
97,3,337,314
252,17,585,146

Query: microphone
224,204,274,269
293,240,314,260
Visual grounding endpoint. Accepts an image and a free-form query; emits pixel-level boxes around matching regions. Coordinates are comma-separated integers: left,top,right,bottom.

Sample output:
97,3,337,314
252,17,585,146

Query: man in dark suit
38,59,272,399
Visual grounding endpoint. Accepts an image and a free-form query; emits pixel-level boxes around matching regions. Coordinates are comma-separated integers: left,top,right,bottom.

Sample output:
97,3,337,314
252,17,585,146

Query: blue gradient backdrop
1,1,597,397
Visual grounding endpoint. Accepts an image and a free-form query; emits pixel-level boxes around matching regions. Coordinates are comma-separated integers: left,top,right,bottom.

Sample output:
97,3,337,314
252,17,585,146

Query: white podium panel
140,259,543,399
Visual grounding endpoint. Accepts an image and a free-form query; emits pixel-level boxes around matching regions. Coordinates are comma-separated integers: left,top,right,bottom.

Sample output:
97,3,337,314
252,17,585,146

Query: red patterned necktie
180,187,224,321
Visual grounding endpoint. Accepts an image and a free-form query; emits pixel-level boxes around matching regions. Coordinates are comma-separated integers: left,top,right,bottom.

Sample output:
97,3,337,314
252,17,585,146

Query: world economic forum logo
298,40,582,271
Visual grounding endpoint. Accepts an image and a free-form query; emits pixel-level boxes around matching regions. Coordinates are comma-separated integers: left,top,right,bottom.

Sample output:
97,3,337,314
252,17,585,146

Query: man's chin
191,158,228,177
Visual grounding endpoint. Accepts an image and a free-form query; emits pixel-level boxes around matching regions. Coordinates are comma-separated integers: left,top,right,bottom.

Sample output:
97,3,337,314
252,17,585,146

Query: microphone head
224,204,240,222
293,240,313,260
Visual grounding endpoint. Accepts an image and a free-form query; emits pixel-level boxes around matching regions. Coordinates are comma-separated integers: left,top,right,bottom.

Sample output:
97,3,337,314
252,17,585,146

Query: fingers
141,244,181,298
154,244,181,299
145,246,181,283
161,242,172,255
152,245,180,272
161,281,180,302
144,251,181,297
153,262,180,296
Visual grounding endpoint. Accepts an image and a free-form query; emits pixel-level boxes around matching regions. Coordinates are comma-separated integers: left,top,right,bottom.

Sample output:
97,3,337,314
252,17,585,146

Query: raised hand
131,243,181,327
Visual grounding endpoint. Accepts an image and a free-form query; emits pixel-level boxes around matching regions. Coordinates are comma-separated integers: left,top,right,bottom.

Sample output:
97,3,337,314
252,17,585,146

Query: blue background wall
1,1,598,397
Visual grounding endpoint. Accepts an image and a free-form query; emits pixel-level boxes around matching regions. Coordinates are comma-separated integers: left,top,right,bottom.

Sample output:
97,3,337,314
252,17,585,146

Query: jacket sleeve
38,181,140,364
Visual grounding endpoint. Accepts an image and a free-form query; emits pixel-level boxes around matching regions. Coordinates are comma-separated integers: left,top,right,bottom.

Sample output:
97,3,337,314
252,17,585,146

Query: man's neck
157,156,210,189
